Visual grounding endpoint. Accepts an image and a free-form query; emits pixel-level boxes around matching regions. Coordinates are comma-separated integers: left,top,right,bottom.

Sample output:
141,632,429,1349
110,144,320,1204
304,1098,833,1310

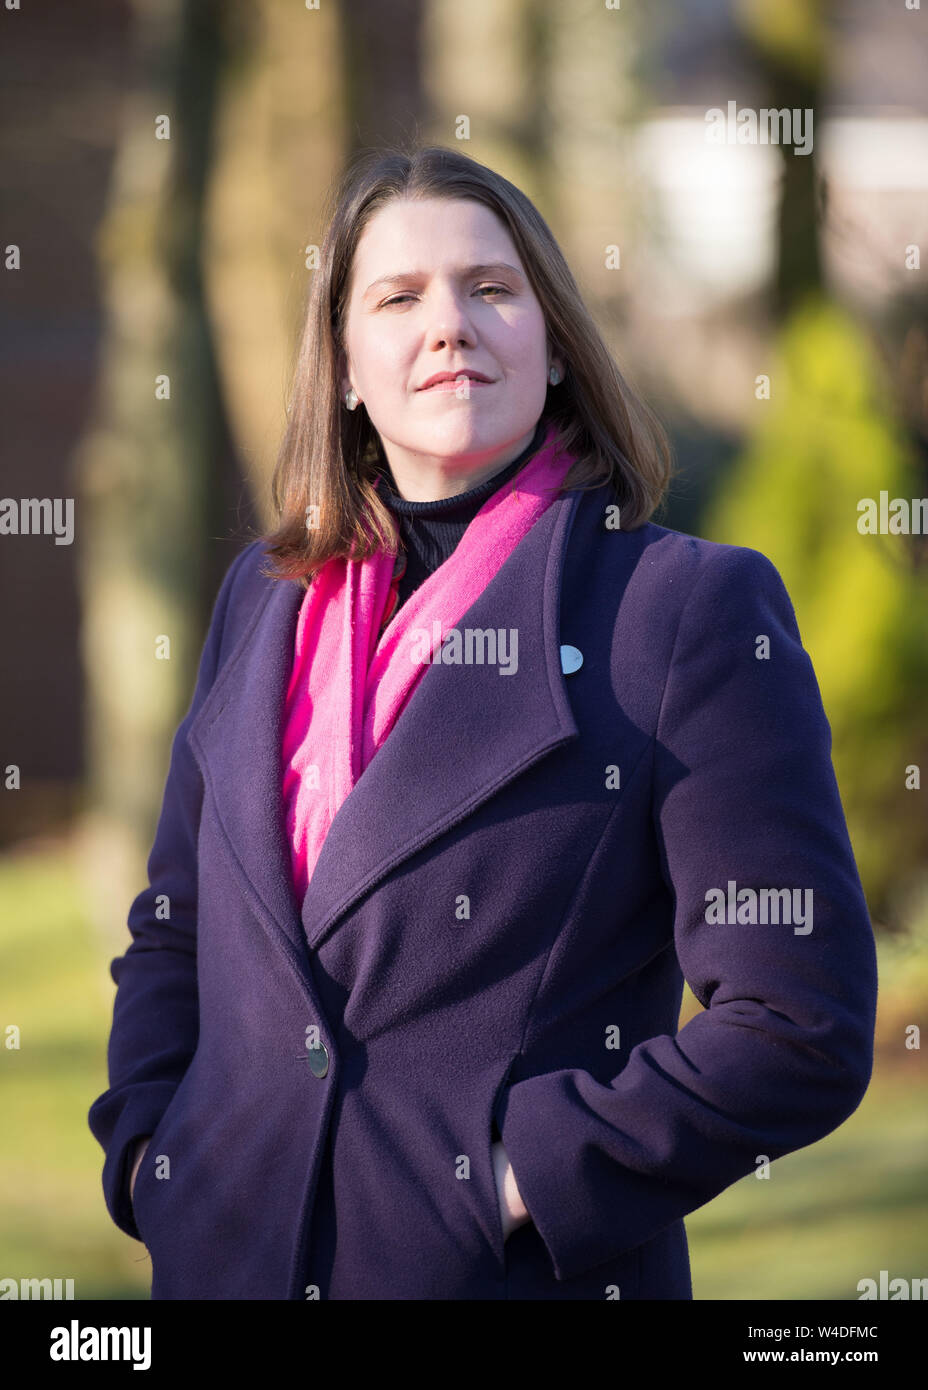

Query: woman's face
338,195,562,497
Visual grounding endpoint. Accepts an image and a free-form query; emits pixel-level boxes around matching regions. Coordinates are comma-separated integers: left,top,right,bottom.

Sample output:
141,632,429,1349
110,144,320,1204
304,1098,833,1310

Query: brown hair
261,142,673,586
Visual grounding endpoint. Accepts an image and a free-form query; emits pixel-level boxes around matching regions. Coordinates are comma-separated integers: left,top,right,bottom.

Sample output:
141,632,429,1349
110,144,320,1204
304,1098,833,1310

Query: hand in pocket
129,1137,151,1206
491,1139,530,1242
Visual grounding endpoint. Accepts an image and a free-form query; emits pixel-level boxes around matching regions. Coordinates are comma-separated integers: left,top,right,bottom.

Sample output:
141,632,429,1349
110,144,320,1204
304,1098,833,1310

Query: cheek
365,332,414,385
491,310,547,367
346,320,405,382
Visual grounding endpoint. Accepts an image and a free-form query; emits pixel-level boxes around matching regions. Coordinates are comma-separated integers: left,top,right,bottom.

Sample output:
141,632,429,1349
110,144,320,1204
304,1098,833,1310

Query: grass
0,836,925,1300
686,1062,928,1298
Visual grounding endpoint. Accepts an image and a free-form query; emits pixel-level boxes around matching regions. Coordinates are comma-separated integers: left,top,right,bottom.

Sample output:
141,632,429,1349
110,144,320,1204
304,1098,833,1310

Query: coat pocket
129,1063,196,1249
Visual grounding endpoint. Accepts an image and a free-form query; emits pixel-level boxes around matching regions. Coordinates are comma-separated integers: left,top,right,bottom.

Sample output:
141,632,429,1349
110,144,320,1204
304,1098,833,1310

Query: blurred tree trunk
734,0,829,318
335,0,427,155
200,0,342,512
74,0,253,941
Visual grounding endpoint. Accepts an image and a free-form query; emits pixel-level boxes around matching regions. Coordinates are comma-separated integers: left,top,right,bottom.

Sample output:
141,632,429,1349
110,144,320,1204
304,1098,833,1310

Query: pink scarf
281,421,574,902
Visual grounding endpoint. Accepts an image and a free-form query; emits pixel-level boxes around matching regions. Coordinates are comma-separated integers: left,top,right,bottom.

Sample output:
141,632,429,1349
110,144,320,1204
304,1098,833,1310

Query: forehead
348,196,521,293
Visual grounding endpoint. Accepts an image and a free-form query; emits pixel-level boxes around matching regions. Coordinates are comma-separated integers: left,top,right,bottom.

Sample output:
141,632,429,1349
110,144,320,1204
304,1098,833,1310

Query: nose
424,284,477,351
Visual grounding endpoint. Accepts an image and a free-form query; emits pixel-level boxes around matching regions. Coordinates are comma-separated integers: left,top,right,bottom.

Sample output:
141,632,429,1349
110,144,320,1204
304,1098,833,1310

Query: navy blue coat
88,477,878,1299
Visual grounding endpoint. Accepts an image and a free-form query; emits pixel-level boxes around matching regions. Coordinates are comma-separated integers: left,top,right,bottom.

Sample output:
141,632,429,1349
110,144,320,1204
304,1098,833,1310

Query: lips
418,371,493,391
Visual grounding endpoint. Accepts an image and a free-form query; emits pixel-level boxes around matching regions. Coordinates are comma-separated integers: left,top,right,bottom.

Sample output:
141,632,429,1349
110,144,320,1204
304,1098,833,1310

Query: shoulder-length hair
261,143,673,586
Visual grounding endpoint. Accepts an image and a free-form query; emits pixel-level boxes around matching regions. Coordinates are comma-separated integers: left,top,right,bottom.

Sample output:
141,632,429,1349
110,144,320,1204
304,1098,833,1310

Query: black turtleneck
374,418,547,614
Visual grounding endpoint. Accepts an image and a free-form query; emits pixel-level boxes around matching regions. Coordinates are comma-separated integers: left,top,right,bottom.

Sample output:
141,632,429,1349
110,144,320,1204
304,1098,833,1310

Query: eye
380,285,511,307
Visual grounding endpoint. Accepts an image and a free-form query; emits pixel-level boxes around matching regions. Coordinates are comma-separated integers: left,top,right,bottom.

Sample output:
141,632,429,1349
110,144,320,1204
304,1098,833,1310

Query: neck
377,425,542,502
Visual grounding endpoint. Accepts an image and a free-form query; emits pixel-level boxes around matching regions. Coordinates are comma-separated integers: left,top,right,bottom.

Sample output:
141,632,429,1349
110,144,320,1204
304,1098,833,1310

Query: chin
415,420,496,454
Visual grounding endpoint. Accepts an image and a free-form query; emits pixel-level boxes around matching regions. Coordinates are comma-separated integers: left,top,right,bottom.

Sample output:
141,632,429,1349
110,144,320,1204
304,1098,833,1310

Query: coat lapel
188,483,584,975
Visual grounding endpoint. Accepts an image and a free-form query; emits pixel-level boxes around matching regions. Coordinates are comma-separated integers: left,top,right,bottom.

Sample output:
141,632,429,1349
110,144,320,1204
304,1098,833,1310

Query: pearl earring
345,387,359,411
548,366,561,386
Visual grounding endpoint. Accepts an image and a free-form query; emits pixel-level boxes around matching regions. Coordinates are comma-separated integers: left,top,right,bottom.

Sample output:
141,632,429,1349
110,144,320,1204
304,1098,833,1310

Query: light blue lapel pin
560,644,583,675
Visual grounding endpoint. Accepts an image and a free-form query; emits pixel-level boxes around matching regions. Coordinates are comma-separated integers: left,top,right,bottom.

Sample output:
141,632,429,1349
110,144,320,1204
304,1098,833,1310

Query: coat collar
188,483,585,979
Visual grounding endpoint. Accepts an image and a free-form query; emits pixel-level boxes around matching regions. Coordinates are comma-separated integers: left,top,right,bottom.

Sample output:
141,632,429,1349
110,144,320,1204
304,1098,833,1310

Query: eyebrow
362,262,526,300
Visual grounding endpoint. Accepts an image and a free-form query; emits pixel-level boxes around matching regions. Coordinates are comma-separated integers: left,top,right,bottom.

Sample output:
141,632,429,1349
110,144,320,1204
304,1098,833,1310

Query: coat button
307,1043,329,1078
560,644,583,675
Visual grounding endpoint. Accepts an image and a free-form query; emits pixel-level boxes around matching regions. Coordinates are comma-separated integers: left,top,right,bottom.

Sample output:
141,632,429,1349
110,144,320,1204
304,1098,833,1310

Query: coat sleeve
87,540,259,1241
495,544,879,1283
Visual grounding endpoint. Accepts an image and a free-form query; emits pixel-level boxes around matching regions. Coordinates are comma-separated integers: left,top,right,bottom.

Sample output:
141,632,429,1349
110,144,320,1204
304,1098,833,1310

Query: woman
89,145,878,1301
